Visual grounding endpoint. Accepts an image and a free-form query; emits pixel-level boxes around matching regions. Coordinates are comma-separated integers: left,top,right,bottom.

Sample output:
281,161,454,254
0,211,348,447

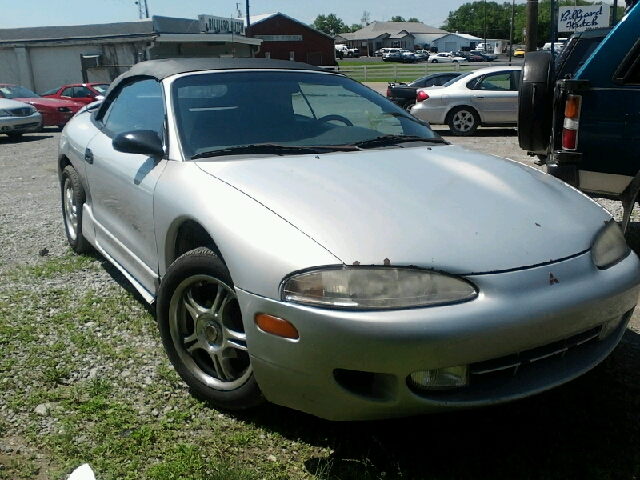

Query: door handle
85,148,94,164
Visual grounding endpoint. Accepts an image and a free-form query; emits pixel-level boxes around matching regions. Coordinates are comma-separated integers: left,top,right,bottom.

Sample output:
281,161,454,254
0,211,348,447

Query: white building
336,21,448,56
432,33,483,53
0,16,261,94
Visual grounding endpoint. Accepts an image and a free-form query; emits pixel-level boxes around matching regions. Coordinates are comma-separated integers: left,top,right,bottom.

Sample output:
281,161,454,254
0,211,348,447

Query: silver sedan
0,98,42,138
58,58,640,421
411,66,522,135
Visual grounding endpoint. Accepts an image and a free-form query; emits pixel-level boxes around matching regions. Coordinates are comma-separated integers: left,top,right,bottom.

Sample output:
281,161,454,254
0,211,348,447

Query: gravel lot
1,125,639,478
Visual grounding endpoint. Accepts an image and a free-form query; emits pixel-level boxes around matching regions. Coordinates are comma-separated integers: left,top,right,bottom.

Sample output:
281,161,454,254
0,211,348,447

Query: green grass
1,252,640,479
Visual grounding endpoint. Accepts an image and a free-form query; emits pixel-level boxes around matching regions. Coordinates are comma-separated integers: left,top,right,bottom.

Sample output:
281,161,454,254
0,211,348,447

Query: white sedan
427,52,467,63
410,66,521,135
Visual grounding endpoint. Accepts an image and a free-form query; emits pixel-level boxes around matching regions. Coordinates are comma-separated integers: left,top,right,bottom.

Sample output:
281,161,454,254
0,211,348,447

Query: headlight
57,106,72,112
281,267,477,309
591,220,630,269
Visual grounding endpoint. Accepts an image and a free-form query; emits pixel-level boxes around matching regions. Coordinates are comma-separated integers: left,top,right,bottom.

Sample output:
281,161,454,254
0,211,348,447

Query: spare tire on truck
518,51,555,153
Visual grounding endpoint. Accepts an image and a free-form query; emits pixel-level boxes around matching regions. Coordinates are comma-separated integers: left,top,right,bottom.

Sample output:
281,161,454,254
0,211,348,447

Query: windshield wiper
353,135,448,149
191,143,357,160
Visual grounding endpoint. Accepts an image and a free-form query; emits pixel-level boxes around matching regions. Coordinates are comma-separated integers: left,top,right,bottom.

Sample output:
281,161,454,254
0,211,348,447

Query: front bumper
237,251,640,420
0,112,42,134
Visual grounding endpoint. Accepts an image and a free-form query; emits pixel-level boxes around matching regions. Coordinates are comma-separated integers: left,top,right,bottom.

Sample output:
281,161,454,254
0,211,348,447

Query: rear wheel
157,247,263,410
447,106,480,136
518,51,554,153
7,133,23,139
403,100,416,113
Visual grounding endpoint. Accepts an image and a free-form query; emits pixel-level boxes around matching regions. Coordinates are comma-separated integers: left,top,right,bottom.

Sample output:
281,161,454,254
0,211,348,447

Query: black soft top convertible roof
104,57,327,98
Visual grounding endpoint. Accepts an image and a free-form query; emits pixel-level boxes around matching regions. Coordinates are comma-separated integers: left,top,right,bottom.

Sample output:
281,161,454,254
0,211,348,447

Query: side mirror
112,130,164,158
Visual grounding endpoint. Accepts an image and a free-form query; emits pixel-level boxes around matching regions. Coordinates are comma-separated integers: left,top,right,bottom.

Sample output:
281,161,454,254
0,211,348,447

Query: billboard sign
558,5,610,32
199,15,245,35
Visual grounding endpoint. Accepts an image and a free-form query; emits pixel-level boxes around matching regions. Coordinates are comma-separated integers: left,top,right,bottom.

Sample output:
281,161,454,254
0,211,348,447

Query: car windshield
0,85,40,99
41,88,60,96
92,84,109,94
172,70,440,159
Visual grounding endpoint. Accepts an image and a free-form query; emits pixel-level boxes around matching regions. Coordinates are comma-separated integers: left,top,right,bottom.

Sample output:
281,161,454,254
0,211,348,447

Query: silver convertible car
58,58,640,421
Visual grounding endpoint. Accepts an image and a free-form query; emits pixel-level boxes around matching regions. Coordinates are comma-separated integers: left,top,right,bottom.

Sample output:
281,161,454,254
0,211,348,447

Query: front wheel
61,165,91,253
431,59,438,63
157,247,263,410
447,106,480,136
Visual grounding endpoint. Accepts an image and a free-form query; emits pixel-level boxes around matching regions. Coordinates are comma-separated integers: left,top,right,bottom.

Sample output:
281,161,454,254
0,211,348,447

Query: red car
41,82,109,105
0,84,83,128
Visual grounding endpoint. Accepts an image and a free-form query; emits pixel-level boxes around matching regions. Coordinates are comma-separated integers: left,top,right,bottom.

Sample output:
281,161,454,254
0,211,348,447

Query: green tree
443,0,614,46
390,16,406,22
408,17,420,22
312,14,348,34
349,23,363,32
441,1,512,40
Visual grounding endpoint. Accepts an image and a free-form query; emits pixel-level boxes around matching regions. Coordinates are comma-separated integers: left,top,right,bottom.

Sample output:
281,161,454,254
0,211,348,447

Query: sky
0,0,485,30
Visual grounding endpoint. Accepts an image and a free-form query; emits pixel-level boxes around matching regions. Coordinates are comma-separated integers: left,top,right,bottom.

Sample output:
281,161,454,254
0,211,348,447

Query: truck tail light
562,94,582,151
416,90,429,102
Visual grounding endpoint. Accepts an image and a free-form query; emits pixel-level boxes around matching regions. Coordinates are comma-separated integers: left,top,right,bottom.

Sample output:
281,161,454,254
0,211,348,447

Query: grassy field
1,251,640,479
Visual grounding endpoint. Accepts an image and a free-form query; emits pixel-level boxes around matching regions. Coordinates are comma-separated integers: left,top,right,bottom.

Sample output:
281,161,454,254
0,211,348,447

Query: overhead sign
558,5,610,32
199,15,245,35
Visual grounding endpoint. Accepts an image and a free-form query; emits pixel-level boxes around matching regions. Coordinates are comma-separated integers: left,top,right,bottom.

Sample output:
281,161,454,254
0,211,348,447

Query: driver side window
102,79,164,137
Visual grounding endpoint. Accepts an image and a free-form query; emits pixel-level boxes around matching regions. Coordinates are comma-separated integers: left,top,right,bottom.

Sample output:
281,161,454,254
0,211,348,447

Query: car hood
196,145,610,274
15,97,83,109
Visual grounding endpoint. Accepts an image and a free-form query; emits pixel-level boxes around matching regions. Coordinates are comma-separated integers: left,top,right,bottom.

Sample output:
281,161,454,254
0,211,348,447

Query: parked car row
0,82,108,136
0,84,83,130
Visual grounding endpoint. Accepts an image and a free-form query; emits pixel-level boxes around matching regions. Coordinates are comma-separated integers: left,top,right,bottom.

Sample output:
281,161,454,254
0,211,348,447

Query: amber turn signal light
254,313,299,339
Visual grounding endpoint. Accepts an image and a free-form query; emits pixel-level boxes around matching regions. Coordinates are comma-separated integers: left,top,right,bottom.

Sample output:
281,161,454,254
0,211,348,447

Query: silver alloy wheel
168,274,251,390
63,177,79,241
451,109,476,133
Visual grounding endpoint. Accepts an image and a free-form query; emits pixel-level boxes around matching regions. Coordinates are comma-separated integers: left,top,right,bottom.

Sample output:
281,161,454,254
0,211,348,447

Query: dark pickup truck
386,72,461,111
518,3,640,230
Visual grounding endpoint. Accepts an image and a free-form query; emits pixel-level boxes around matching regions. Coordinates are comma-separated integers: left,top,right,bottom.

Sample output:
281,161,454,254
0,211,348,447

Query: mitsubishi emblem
549,273,559,285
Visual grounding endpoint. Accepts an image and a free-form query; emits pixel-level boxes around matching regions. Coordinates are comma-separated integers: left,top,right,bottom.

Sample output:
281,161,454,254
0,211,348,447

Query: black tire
61,165,91,253
403,100,416,113
7,133,23,139
518,51,554,153
447,106,480,136
157,247,264,410
431,59,438,63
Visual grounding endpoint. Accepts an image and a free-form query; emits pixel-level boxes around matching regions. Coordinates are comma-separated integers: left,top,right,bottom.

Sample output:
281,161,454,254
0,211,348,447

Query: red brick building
248,13,335,66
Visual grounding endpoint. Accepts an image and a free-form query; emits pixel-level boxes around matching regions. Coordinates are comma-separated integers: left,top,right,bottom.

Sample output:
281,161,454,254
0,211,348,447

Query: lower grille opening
334,369,397,401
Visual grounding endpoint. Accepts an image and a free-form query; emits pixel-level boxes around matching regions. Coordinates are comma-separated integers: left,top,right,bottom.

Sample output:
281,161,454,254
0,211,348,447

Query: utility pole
483,0,487,51
509,0,515,65
245,0,251,37
525,0,538,52
135,0,149,19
